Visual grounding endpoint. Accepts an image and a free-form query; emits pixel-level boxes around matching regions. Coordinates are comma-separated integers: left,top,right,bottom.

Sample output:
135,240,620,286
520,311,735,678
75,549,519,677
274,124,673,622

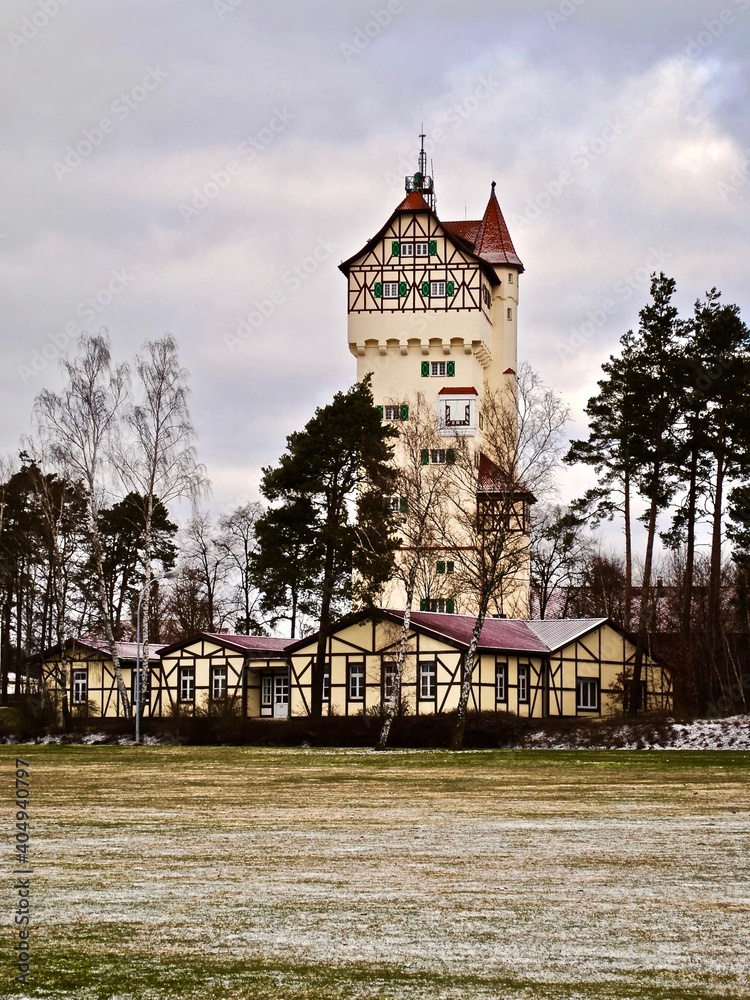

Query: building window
421,447,455,465
261,675,272,707
384,404,409,421
72,669,88,705
447,561,454,574
508,272,514,283
444,401,471,427
518,664,529,704
419,660,436,699
577,677,600,711
348,661,365,701
383,281,400,298
430,281,446,297
421,361,455,378
322,664,331,702
496,661,508,702
383,660,397,700
483,286,491,307
400,242,430,257
507,308,513,321
421,598,455,614
179,666,195,703
211,666,227,700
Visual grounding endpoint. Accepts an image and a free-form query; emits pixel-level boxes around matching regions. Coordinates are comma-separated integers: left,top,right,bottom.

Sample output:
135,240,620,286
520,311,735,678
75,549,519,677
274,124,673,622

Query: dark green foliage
256,377,399,715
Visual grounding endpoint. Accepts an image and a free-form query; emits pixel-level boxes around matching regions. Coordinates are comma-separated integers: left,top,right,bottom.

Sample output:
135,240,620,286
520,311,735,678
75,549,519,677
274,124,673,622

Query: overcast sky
3,0,749,529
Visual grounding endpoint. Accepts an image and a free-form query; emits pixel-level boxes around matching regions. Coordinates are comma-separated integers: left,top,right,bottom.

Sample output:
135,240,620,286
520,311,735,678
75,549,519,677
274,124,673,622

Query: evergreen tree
257,377,399,718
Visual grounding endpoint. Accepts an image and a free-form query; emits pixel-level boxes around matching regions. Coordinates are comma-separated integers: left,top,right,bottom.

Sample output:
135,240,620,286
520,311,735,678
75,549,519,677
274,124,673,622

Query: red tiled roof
443,220,480,246
394,190,432,212
438,386,478,396
471,186,524,271
158,632,295,657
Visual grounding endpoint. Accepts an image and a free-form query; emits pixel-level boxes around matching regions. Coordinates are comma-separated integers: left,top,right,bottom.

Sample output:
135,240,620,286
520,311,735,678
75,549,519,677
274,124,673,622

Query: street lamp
135,569,177,744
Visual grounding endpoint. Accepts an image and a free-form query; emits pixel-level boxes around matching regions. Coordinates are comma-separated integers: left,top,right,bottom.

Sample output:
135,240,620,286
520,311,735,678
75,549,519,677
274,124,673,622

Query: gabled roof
338,184,521,282
158,632,295,658
384,611,550,654
438,386,478,396
25,637,166,666
525,619,608,652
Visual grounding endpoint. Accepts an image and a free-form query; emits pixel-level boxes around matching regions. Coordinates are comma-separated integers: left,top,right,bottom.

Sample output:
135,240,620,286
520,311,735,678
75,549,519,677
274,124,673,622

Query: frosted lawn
4,746,749,1000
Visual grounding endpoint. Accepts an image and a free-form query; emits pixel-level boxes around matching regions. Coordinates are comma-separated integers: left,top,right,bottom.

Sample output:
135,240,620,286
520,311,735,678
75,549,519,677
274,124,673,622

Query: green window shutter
374,282,382,298
446,361,455,377
376,405,383,418
446,448,455,465
400,404,409,420
420,449,429,465
436,561,446,574
429,240,437,255
446,280,455,296
421,361,430,377
392,241,400,257
420,598,428,612
446,598,455,615
399,496,408,513
398,281,407,296
421,281,430,297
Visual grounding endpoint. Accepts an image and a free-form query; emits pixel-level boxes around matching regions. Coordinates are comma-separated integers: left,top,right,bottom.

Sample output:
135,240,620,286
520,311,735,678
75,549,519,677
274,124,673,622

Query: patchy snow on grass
5,745,749,999
525,714,750,751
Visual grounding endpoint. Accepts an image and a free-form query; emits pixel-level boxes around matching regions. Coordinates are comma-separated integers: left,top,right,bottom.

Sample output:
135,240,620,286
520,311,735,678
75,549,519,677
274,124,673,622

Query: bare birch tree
33,331,132,715
118,333,207,711
444,364,569,749
376,393,452,750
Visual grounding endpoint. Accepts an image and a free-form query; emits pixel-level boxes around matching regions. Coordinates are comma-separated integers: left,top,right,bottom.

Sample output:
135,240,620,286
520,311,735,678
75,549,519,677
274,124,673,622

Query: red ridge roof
472,186,524,270
438,386,478,396
394,191,432,212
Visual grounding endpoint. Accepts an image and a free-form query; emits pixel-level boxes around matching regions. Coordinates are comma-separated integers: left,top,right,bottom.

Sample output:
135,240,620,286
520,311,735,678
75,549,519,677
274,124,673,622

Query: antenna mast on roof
404,126,436,211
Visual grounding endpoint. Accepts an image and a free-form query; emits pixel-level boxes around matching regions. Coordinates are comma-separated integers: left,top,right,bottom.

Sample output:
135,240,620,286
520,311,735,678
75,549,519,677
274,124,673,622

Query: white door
273,673,289,718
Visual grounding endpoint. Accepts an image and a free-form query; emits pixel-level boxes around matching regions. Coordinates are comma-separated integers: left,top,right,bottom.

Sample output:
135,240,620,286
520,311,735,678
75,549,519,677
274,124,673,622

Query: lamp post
135,569,176,744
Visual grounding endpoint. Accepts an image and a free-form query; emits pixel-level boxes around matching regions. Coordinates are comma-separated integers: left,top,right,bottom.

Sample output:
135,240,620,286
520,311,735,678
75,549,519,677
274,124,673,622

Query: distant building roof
158,632,296,658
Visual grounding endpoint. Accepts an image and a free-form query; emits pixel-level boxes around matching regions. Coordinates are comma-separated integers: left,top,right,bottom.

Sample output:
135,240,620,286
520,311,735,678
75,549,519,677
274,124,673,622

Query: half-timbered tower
339,143,529,616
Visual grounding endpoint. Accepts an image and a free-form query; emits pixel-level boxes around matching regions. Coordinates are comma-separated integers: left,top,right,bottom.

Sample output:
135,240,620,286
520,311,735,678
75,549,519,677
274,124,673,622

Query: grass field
2,745,749,1000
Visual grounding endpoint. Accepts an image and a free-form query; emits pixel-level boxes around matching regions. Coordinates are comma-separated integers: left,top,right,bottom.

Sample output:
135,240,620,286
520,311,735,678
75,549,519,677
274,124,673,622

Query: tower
339,143,531,617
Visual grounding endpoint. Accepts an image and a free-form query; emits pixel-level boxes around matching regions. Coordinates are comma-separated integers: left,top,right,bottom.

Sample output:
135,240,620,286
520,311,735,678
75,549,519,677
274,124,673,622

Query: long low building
29,612,671,721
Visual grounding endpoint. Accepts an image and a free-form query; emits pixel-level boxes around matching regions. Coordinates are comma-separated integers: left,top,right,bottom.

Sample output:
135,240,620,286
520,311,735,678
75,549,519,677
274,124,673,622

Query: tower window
432,361,446,377
420,448,455,465
507,308,513,321
483,286,491,308
384,404,408,421
508,273,514,283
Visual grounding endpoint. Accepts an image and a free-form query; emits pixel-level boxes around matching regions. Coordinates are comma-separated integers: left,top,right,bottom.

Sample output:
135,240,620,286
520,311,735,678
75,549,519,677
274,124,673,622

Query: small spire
491,180,496,195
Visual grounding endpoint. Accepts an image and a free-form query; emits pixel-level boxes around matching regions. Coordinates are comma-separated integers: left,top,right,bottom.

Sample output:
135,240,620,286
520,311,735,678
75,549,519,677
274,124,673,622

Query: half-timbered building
340,140,531,616
286,612,672,719
30,638,165,718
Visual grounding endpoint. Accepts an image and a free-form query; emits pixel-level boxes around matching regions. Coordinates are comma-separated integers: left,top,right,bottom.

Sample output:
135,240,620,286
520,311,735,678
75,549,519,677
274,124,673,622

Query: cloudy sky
3,0,749,524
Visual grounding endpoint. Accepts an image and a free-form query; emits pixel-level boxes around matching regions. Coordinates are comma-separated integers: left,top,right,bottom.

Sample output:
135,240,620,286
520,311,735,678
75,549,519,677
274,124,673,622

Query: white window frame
72,669,88,705
496,661,507,702
419,660,436,700
427,598,450,613
431,361,446,377
430,281,446,297
518,664,529,704
383,281,400,298
211,666,227,700
384,405,402,421
431,449,447,464
577,677,600,711
179,666,195,703
383,660,397,700
348,661,365,701
261,675,273,707
322,664,330,702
